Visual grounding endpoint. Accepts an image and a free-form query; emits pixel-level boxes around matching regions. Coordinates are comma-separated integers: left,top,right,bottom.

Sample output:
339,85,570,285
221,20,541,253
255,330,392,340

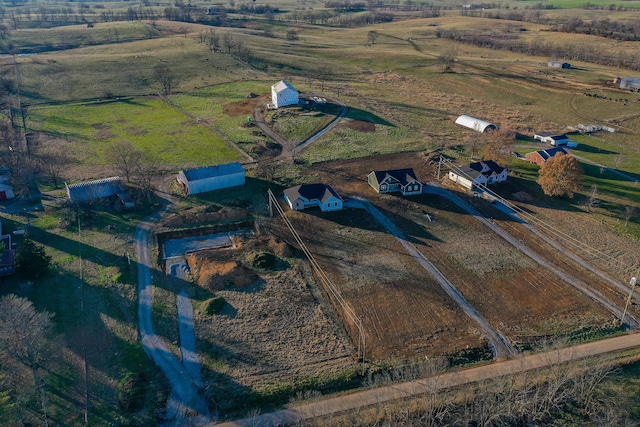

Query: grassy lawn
27,97,243,169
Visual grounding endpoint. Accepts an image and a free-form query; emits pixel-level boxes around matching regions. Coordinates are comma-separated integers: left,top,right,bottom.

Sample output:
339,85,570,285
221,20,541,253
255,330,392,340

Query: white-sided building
177,162,245,195
448,160,507,190
367,168,423,196
283,183,343,212
455,115,498,133
271,81,299,108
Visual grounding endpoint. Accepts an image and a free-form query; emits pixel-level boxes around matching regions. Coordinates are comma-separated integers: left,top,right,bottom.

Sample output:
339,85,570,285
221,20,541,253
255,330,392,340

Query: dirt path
136,189,211,426
253,94,348,161
344,197,517,360
213,332,640,427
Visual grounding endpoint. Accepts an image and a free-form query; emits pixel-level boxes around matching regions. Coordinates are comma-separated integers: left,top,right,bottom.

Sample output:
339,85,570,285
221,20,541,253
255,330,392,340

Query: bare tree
153,64,177,95
134,154,159,204
104,140,142,183
624,205,636,227
480,128,514,165
438,47,458,73
584,184,600,212
367,30,378,44
286,29,299,41
34,137,72,189
0,295,54,427
222,32,235,53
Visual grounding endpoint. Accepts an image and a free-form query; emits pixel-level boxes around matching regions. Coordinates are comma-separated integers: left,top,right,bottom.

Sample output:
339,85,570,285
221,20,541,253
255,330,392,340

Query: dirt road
344,197,517,360
214,332,640,427
135,193,211,426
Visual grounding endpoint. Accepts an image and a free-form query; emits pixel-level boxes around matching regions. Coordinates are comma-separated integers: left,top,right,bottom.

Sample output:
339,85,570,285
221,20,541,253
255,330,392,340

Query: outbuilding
283,183,343,212
177,162,245,195
66,176,133,207
620,77,640,91
533,132,571,146
548,61,570,69
271,81,299,108
455,115,498,133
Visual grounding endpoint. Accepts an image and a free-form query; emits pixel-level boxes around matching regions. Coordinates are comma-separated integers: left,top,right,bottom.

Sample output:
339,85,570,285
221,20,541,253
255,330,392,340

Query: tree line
435,28,640,71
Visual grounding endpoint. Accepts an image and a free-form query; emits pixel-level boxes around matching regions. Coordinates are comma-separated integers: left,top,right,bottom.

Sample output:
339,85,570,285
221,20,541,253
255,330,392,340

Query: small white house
534,132,571,146
283,183,343,212
271,81,299,108
448,160,507,190
455,115,498,133
368,168,423,196
177,162,245,196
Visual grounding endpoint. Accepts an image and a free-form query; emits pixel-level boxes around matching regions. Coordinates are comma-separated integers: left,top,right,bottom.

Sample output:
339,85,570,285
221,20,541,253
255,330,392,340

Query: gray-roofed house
176,162,245,195
448,160,507,190
66,176,134,207
454,115,498,133
368,168,423,196
283,183,343,212
525,147,568,166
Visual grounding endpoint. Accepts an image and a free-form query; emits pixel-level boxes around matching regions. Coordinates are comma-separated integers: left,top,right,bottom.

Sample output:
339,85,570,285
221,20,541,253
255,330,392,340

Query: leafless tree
34,137,72,189
153,64,177,95
0,295,54,427
104,140,142,183
222,32,235,53
438,47,458,73
134,154,159,204
624,205,636,227
584,184,600,212
368,30,378,44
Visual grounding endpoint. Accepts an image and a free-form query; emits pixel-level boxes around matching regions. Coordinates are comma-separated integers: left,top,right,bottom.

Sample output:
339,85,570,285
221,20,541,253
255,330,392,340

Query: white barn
283,183,343,212
271,81,299,108
455,115,498,133
177,162,245,195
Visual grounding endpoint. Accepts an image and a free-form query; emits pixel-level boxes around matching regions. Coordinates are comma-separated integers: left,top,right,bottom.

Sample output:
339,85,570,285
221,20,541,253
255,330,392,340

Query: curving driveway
135,192,211,426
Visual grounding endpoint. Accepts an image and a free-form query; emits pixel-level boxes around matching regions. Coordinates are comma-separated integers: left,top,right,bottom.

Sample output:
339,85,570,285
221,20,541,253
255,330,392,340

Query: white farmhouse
448,160,507,190
271,81,299,108
177,162,245,195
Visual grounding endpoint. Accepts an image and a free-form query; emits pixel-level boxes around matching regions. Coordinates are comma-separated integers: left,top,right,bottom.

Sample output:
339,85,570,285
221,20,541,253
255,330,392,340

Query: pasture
3,4,640,425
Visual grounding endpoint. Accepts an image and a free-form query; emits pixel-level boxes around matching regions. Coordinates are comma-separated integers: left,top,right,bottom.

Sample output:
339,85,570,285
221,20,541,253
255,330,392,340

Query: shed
533,132,571,146
283,183,343,212
368,168,422,196
455,115,498,133
177,162,245,195
548,61,570,69
620,77,640,91
66,176,132,206
271,81,299,108
0,183,14,201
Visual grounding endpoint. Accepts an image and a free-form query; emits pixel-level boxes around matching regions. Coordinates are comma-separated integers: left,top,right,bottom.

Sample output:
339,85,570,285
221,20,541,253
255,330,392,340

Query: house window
380,184,387,191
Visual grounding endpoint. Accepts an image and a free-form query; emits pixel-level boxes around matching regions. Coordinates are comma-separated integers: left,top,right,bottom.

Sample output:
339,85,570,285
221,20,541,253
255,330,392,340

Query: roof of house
66,176,123,203
456,165,486,181
284,183,342,203
371,168,420,186
469,160,505,174
529,147,568,160
181,162,244,182
0,249,14,267
535,132,558,138
272,80,297,94
620,77,640,88
455,115,498,133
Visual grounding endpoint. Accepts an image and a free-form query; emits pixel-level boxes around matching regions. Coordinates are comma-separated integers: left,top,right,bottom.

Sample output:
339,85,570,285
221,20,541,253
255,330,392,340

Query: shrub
117,372,145,412
15,239,51,279
199,296,226,315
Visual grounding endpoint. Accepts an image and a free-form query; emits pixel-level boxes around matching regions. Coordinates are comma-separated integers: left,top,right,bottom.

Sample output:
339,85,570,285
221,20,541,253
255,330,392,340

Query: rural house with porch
368,168,423,196
283,183,343,212
448,160,507,190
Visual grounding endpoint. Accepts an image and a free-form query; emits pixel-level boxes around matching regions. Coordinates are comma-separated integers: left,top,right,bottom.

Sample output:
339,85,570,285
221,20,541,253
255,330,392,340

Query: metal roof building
66,176,131,206
177,162,245,195
455,115,498,133
620,77,640,91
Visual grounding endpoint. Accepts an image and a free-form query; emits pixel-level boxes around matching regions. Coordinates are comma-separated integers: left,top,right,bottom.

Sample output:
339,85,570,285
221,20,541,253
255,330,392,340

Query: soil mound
346,120,375,133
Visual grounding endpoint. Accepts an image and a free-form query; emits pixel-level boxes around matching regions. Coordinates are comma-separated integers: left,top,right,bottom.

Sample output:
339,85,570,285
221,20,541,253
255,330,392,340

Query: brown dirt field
222,95,269,116
186,232,355,412
346,120,375,133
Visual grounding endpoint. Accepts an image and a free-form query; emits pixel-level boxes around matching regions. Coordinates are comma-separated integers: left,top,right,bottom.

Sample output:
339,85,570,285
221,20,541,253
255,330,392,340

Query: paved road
214,332,640,427
135,192,211,426
344,197,517,360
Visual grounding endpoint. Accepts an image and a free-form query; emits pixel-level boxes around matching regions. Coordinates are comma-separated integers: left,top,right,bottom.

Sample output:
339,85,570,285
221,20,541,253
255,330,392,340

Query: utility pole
621,276,637,328
437,155,442,180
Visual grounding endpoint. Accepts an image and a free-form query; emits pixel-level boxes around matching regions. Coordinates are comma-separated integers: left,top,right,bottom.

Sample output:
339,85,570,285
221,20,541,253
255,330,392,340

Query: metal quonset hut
455,115,498,133
271,81,299,108
177,162,245,195
620,77,640,91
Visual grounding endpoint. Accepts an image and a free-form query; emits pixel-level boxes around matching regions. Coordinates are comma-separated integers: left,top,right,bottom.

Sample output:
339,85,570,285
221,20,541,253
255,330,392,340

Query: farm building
177,162,245,196
66,176,134,207
548,61,570,69
0,183,14,201
283,183,343,212
533,132,571,146
448,160,507,190
271,81,299,108
454,115,498,133
525,147,568,166
620,77,640,91
368,168,423,196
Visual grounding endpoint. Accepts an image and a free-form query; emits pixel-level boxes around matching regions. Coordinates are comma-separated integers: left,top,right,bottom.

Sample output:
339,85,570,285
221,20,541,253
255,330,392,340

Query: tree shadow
345,107,395,127
572,143,618,155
